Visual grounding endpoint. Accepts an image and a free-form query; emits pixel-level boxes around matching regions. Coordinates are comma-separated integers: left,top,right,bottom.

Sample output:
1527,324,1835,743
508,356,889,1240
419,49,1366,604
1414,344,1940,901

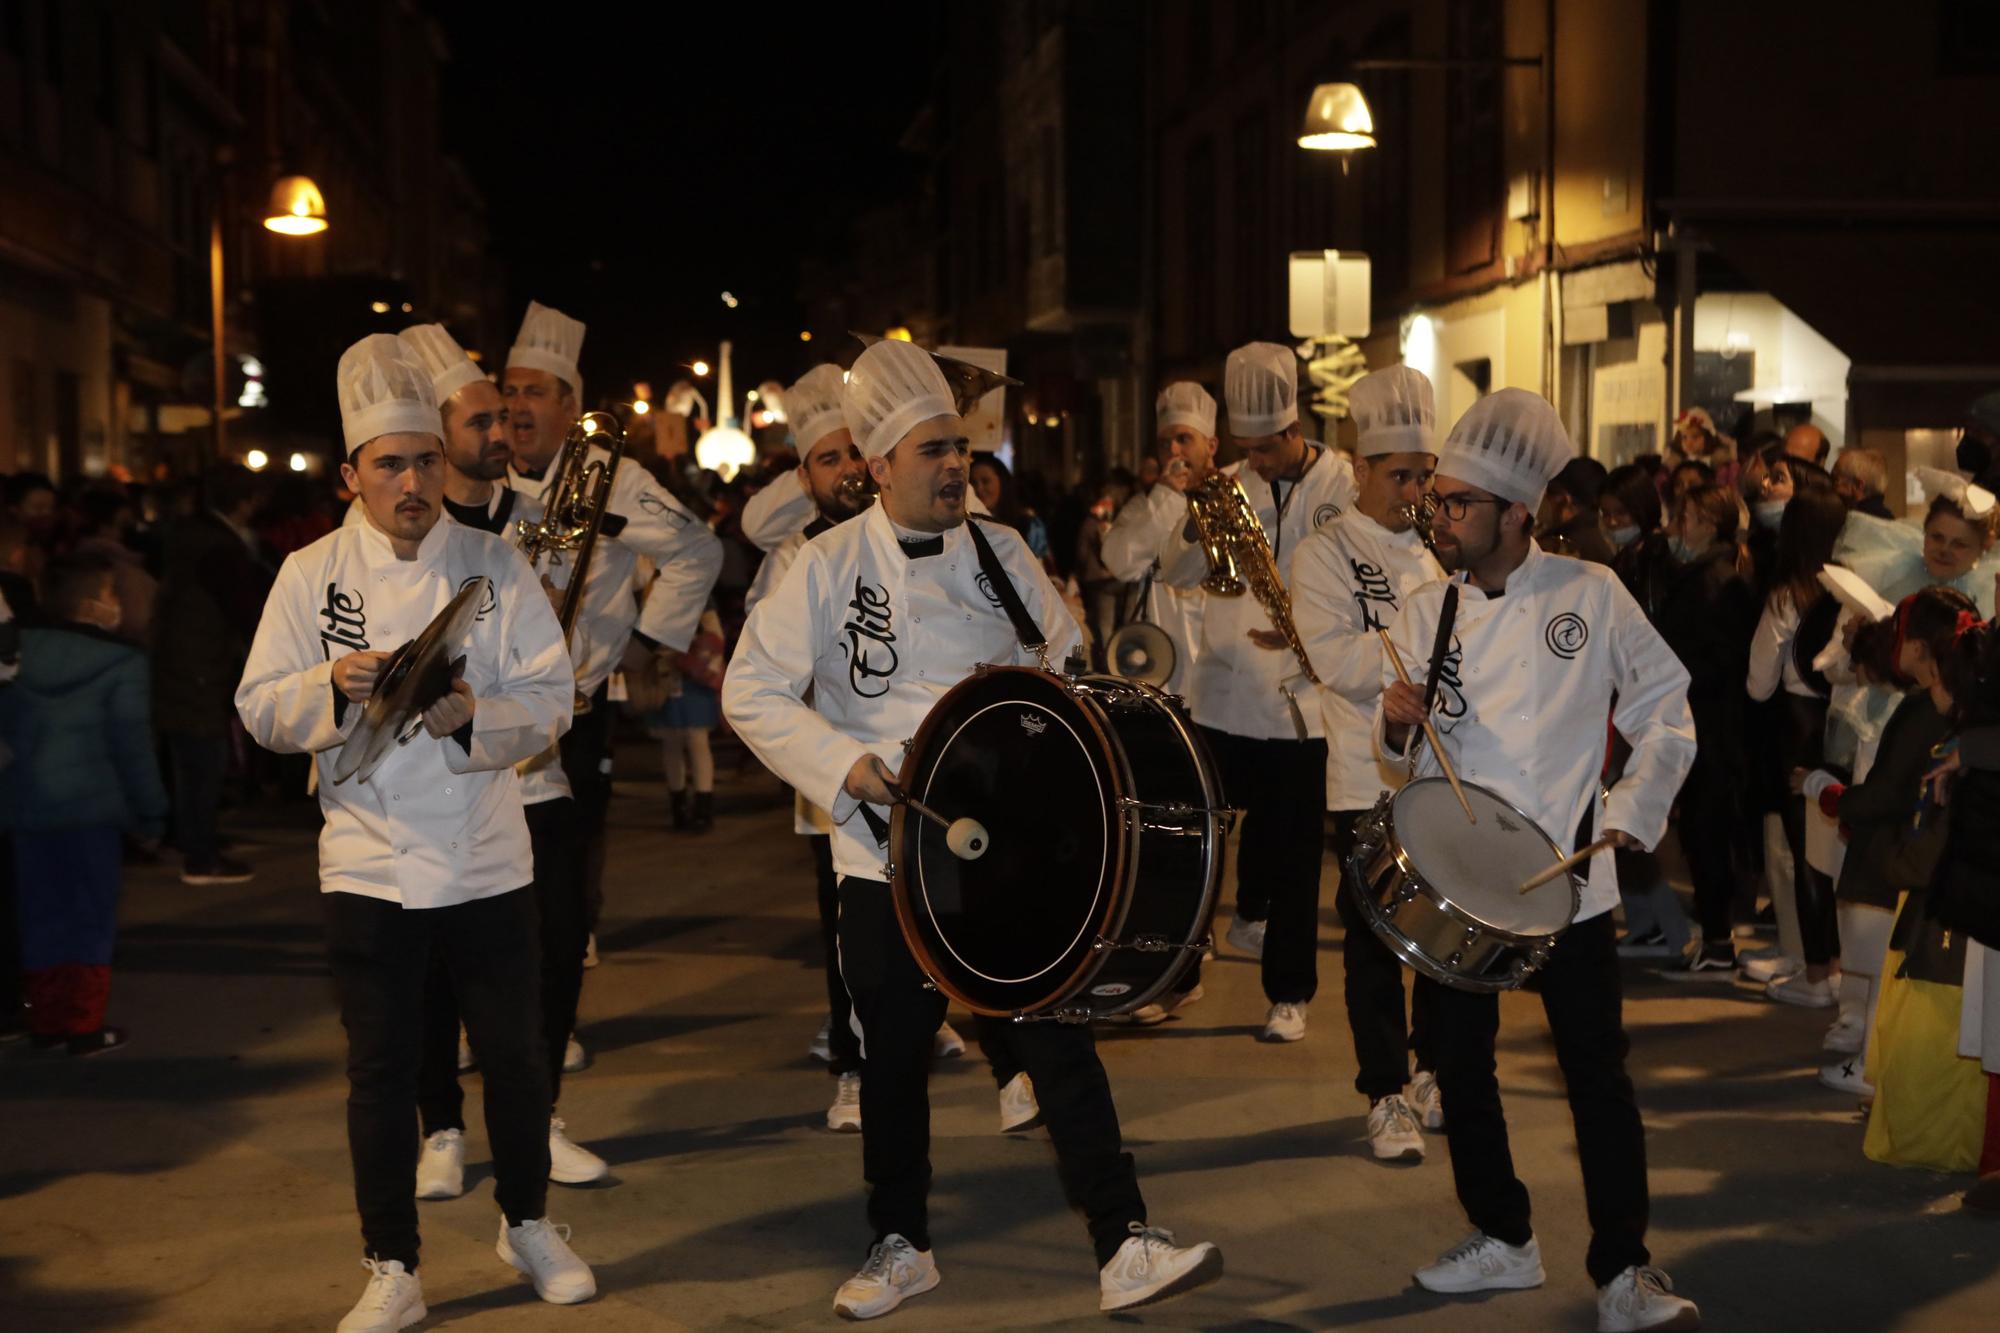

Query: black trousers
419,799,588,1133
1419,913,1649,1286
323,888,551,1270
560,683,614,934
810,834,862,1075
1676,758,1743,947
836,877,1145,1266
1199,727,1328,1004
1332,810,1437,1100
972,1014,1025,1087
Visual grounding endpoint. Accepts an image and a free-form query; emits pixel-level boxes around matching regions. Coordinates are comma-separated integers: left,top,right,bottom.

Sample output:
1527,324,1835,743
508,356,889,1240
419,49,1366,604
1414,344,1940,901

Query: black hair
1768,483,1846,612
1549,457,1608,508
3,471,54,509
1603,463,1662,534
45,551,117,622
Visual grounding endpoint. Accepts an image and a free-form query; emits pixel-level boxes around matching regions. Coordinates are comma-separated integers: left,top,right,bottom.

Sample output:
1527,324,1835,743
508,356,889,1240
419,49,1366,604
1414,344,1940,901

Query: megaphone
1107,622,1176,688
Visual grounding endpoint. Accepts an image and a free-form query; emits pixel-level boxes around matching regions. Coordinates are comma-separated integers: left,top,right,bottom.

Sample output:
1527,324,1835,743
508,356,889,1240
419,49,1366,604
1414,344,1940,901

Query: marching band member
1289,364,1444,1162
395,323,609,1193
1377,389,1701,1332
723,337,1220,1320
236,335,593,1331
1152,342,1357,1043
502,301,722,939
1099,380,1215,697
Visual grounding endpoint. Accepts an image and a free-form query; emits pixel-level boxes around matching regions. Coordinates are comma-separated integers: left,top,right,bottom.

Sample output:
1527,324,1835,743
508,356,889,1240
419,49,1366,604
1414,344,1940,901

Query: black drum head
897,670,1120,1013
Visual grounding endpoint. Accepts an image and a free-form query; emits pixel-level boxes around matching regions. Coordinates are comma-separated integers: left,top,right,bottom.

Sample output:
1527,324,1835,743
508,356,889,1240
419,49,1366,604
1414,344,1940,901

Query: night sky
424,3,937,407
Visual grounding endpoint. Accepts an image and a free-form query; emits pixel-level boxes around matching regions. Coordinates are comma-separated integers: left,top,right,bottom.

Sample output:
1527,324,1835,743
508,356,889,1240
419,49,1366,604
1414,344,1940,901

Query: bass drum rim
890,666,1136,1018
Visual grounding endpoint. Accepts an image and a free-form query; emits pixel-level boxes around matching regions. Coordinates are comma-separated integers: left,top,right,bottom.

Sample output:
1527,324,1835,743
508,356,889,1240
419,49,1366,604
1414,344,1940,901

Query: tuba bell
517,409,626,713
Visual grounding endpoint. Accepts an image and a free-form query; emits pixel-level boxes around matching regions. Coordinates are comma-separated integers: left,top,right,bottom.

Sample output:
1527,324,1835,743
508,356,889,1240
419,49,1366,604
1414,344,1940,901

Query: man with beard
237,334,592,1329
1377,389,1700,1332
501,301,721,952
392,323,609,1194
724,338,1220,1320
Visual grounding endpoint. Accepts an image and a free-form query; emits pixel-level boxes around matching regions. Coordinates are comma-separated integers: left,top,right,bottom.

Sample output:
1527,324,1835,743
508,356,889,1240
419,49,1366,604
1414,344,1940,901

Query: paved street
5,743,1998,1332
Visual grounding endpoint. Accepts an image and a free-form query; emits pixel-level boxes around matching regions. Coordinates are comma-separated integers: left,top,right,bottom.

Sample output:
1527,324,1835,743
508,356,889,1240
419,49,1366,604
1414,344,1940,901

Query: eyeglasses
1429,492,1510,522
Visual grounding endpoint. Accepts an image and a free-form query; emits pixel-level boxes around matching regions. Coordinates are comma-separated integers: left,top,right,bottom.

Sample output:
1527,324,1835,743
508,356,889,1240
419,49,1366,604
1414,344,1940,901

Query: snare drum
1347,778,1580,992
891,667,1230,1020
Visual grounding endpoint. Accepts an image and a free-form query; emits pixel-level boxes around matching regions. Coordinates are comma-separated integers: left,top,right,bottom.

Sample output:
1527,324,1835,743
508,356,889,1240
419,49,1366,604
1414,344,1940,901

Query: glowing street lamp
214,173,328,457
691,360,711,377
263,175,329,235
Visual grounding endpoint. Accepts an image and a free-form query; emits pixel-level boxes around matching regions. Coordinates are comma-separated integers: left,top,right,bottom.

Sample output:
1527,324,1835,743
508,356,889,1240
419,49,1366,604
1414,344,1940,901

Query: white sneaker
1098,1222,1223,1312
827,1071,862,1132
1261,1001,1306,1043
810,1019,834,1063
1408,1070,1445,1130
933,1021,965,1059
496,1217,596,1305
1225,916,1266,959
337,1258,426,1332
1742,953,1803,984
1109,982,1204,1027
582,934,598,969
998,1072,1041,1133
1413,1232,1545,1293
1819,1057,1874,1098
548,1116,609,1185
456,1030,474,1072
562,1036,588,1073
1823,1014,1865,1055
414,1128,464,1200
1596,1264,1700,1331
1766,972,1837,1009
833,1233,939,1320
1367,1095,1425,1163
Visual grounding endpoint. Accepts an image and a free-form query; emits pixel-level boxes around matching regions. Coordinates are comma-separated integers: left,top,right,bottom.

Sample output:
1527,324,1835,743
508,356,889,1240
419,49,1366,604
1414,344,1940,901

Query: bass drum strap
964,515,1048,662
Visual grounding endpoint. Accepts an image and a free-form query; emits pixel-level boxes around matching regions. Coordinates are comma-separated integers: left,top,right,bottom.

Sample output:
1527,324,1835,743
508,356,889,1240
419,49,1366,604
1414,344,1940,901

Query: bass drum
891,667,1229,1020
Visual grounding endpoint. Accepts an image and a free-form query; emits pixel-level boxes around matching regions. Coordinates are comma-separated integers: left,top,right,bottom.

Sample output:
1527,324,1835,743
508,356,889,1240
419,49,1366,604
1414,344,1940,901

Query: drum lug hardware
1445,951,1464,968
1095,933,1199,954
1013,1005,1094,1025
1463,926,1480,945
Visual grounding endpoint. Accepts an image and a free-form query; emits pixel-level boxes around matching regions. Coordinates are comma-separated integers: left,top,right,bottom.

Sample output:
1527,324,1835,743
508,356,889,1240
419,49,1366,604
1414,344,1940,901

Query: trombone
517,409,625,713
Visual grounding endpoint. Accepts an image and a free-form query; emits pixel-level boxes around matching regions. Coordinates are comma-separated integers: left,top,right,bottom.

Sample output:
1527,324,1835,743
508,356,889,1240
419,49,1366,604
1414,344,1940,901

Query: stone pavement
4,750,1998,1331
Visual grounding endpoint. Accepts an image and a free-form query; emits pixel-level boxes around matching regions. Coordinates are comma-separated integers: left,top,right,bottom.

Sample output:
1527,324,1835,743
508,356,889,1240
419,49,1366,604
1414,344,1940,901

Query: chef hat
1156,381,1217,437
1435,388,1574,508
398,324,486,405
788,364,852,454
842,339,956,460
506,300,586,401
1348,364,1436,457
1224,342,1300,438
1914,465,1998,521
337,333,442,455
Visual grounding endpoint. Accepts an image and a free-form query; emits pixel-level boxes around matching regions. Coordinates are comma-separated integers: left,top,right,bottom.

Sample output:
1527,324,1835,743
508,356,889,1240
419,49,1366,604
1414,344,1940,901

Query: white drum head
1390,779,1575,936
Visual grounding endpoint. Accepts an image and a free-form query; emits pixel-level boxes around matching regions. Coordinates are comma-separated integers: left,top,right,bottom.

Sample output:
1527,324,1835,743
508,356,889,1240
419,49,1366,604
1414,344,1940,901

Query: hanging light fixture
1298,83,1376,151
263,175,330,234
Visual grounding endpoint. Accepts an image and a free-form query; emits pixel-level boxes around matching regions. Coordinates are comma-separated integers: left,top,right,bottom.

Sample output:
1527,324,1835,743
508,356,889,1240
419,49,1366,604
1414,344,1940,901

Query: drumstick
1379,630,1476,825
1517,835,1620,895
890,785,990,860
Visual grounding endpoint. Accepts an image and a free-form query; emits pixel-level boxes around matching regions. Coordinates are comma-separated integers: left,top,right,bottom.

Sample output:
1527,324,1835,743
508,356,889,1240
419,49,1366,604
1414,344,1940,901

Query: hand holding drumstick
1378,630,1476,824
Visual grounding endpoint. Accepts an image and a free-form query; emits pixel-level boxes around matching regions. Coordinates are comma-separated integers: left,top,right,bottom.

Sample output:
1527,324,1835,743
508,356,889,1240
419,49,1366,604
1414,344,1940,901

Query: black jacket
150,512,274,738
1651,545,1758,764
1834,692,1951,911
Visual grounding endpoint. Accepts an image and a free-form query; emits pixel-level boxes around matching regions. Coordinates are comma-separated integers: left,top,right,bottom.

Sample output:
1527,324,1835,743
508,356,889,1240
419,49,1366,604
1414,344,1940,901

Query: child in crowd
648,605,726,833
0,554,168,1055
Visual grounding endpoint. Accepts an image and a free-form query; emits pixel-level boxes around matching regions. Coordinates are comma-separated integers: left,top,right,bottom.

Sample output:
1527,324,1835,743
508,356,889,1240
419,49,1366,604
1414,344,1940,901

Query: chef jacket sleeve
1146,483,1212,589
1604,578,1697,850
616,461,724,652
1290,530,1386,702
722,544,873,827
1100,484,1178,583
741,469,815,552
235,553,348,755
446,558,576,774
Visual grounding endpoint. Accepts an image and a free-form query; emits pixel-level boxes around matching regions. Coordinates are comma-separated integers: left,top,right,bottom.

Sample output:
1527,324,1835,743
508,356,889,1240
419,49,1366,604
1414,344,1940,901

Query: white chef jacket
1154,447,1358,739
235,516,575,908
1377,542,1695,923
1291,509,1444,810
507,439,722,684
343,494,573,807
724,505,1081,881
1099,483,1204,696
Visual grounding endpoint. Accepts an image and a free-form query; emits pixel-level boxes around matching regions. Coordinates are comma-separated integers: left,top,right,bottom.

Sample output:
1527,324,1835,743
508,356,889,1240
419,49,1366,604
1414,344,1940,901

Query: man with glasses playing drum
723,337,1221,1321
1377,390,1702,1332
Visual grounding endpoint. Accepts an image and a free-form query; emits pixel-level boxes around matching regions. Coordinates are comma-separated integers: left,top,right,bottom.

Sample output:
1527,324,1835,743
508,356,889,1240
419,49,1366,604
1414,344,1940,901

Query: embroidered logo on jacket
319,583,367,659
841,578,899,697
974,572,1005,609
1313,502,1342,528
1350,559,1399,632
1545,612,1589,660
458,576,498,621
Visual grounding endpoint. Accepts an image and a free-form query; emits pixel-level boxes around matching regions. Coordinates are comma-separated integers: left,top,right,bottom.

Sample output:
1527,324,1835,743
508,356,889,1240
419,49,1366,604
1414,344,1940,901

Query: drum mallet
1377,630,1477,825
1518,835,1621,895
891,785,990,860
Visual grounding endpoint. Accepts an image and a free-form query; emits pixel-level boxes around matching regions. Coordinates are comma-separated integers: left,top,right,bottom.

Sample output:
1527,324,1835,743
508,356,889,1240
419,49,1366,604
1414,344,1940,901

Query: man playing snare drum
722,337,1221,1322
1378,390,1702,1333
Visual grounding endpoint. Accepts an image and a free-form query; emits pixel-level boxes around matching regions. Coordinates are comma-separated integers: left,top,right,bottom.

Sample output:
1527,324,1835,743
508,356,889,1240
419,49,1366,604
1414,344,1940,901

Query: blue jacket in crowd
0,623,169,839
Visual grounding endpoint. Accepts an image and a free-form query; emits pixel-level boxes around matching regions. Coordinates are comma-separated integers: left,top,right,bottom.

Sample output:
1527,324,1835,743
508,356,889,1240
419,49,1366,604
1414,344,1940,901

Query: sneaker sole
999,1112,1044,1134
836,1268,940,1320
1259,1029,1304,1043
1372,1144,1425,1164
497,1240,596,1304
549,1163,610,1185
1414,1266,1546,1294
1610,1307,1700,1332
826,1118,862,1133
1100,1244,1224,1311
415,1179,464,1200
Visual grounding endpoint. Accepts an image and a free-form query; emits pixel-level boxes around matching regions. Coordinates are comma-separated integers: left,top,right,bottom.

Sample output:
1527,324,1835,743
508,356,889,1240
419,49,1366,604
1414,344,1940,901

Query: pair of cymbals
332,578,486,785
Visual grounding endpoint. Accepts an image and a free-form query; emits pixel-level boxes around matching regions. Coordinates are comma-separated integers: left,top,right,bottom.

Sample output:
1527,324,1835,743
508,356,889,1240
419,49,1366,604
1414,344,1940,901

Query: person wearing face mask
1649,486,1758,977
1536,458,1616,564
0,554,167,1058
1289,364,1445,1163
1600,465,1672,619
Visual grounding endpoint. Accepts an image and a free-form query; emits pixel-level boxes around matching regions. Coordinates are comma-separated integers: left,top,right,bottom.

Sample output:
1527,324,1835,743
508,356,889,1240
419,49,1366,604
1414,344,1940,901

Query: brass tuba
1185,470,1321,685
517,409,626,712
